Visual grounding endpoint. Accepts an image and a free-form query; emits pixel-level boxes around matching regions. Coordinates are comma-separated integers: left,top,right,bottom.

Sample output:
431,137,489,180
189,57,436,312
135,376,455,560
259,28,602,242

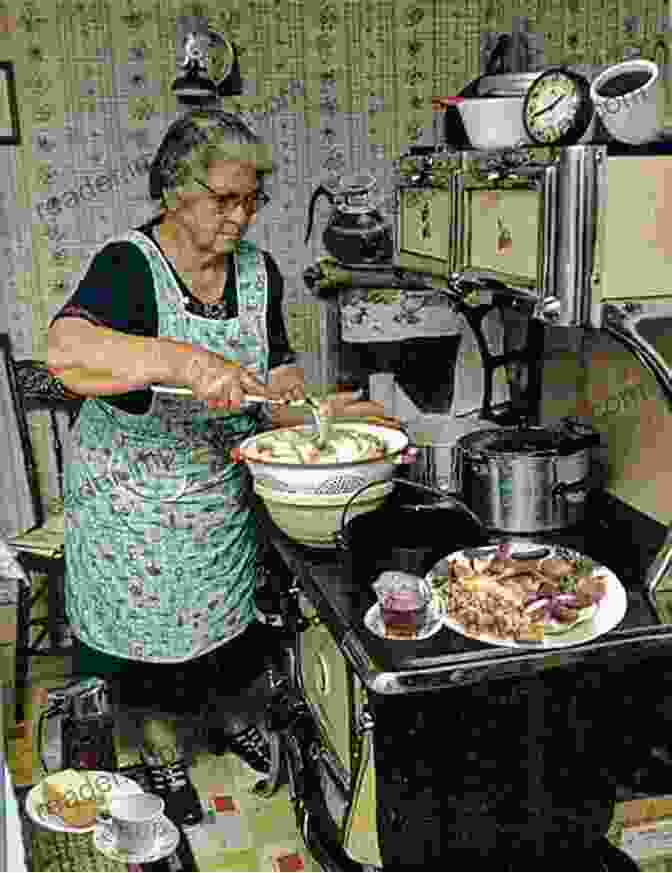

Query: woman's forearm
47,318,192,396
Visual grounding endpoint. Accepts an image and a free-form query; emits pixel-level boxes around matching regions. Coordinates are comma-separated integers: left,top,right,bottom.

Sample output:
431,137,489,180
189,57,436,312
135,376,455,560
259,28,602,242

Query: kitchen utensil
522,67,594,145
151,384,323,428
150,384,313,405
456,96,532,150
427,542,627,649
304,173,394,264
590,59,662,145
442,60,542,149
337,478,486,583
255,478,394,549
238,422,409,496
457,419,602,534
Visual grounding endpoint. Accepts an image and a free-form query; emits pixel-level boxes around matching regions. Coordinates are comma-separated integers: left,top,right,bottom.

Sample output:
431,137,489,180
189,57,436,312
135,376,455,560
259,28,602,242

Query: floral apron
64,232,269,663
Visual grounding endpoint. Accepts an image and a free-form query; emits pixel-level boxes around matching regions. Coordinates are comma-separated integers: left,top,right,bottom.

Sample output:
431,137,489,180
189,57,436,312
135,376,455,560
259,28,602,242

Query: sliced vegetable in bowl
242,426,389,465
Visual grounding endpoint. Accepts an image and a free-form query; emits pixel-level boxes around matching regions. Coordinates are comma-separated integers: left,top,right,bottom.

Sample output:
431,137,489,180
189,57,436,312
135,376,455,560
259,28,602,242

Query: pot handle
552,476,590,504
304,184,334,245
336,477,484,550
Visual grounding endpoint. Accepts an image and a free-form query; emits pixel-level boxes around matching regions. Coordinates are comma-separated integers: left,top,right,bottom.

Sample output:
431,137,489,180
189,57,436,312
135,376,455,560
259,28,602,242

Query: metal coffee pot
304,173,393,265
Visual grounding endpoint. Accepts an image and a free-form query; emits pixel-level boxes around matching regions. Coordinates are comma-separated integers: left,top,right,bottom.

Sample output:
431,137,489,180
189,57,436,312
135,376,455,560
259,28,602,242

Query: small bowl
457,96,532,150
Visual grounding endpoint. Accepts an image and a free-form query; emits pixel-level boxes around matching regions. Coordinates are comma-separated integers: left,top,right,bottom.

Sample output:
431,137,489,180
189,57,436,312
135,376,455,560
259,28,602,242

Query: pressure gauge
523,68,594,146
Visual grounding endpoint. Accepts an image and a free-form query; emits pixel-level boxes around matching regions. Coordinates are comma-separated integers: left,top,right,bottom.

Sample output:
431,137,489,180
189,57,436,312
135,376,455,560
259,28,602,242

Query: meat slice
553,605,579,623
539,557,575,578
504,573,541,595
574,575,608,607
537,579,562,597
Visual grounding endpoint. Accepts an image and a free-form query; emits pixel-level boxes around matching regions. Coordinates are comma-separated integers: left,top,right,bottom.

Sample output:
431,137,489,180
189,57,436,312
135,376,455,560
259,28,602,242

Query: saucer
364,597,444,641
94,813,180,864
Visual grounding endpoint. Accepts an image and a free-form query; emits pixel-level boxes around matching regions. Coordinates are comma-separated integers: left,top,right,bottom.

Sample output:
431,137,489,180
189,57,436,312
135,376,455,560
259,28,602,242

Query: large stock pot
457,419,602,534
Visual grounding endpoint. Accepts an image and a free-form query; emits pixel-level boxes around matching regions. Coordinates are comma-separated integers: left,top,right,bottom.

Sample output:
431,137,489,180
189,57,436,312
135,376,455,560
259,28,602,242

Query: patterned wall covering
0,0,669,532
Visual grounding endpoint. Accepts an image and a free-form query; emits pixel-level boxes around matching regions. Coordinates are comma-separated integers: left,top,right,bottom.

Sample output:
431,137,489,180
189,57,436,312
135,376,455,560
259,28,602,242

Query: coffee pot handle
304,184,335,245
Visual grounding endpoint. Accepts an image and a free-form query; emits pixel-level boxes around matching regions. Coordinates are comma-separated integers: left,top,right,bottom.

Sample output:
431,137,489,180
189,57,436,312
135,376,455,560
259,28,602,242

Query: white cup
107,793,165,855
590,59,662,145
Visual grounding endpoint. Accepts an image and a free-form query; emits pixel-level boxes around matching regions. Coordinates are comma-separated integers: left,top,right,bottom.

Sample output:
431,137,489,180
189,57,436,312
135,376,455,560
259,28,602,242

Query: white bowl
239,423,409,496
457,97,532,150
590,60,662,145
255,479,395,548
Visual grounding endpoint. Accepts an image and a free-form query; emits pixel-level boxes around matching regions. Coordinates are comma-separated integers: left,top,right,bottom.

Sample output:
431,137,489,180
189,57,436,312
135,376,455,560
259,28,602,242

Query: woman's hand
182,346,268,409
320,391,387,421
266,364,306,403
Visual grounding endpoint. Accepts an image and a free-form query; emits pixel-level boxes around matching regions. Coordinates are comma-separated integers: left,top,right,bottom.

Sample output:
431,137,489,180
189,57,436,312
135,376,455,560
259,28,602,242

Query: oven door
295,594,354,782
294,593,383,867
455,148,557,299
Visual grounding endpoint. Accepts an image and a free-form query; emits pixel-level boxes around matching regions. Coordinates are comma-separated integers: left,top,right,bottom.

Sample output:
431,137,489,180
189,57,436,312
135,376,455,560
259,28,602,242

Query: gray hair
149,109,273,208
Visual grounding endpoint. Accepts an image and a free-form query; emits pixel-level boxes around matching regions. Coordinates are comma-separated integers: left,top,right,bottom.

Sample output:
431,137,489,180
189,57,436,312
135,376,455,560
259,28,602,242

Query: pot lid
458,424,594,457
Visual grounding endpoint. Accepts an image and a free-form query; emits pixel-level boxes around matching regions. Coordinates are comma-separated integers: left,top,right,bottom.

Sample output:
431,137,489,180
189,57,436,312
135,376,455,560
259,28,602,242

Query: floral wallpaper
0,0,669,528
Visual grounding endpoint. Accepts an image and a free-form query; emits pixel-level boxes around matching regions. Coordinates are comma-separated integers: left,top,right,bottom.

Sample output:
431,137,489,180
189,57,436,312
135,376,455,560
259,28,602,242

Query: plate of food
25,769,143,834
427,541,627,649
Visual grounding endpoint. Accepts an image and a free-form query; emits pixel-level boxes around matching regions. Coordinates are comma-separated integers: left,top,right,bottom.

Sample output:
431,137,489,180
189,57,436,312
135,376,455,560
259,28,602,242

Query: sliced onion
550,600,579,620
553,594,578,607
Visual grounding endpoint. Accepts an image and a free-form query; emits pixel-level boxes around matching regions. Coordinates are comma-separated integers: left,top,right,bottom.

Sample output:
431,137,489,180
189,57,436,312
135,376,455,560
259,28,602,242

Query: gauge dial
523,68,594,146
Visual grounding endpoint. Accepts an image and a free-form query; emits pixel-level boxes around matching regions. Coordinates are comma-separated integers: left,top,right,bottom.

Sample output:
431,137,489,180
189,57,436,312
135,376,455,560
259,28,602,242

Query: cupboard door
298,596,351,776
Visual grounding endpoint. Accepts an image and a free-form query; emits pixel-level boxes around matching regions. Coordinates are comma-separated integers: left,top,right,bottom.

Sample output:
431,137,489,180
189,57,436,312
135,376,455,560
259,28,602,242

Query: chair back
0,334,83,532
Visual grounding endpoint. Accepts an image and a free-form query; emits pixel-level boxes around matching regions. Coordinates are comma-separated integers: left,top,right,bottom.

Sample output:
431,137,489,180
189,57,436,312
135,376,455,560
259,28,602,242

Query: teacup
106,792,165,855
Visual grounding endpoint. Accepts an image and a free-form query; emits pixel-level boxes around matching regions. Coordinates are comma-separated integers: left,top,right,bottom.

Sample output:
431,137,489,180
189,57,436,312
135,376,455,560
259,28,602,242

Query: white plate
94,813,180,864
427,542,628,650
25,771,143,834
364,597,445,641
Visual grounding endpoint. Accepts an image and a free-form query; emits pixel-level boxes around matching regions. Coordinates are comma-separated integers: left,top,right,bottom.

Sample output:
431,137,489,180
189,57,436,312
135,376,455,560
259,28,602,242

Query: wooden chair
0,334,83,719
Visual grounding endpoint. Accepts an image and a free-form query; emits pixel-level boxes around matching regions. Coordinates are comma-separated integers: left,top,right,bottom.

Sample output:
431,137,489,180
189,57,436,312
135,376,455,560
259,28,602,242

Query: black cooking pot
337,478,487,584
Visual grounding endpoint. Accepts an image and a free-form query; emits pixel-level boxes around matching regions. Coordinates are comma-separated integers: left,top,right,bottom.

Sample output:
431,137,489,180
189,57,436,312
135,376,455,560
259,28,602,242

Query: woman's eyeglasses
193,178,271,215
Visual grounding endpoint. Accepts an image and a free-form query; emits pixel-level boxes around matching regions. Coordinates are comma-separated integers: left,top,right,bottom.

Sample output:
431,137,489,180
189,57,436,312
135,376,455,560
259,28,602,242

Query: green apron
63,232,269,663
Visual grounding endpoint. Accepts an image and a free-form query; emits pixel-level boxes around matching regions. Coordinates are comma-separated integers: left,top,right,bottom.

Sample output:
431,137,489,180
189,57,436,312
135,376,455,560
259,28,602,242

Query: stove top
262,490,671,692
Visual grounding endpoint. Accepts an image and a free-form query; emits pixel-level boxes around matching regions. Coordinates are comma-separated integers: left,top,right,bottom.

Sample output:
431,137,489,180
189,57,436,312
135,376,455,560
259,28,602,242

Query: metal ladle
151,384,327,442
244,394,328,447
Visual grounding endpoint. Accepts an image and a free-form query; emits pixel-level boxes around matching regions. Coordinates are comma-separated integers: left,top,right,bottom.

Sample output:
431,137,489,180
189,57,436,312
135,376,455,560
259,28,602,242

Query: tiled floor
4,648,322,872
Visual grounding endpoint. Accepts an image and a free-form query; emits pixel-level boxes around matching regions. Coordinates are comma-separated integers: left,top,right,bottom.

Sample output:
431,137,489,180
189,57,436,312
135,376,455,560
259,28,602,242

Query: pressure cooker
456,418,602,534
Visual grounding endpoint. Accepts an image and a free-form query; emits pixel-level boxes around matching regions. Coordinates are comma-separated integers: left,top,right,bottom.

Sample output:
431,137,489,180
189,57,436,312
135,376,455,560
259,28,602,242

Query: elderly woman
47,109,382,826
